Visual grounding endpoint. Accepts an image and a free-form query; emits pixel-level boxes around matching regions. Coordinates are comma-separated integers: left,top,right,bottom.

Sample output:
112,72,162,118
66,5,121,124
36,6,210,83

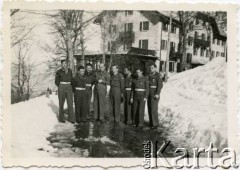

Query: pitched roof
196,12,227,40
93,10,180,26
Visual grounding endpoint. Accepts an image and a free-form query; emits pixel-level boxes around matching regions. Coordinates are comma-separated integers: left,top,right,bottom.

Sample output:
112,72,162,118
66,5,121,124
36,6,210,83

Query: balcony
194,37,210,49
128,47,156,57
119,31,135,43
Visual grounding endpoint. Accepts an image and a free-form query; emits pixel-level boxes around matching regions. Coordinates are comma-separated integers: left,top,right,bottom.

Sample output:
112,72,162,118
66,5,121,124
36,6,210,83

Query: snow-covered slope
159,57,227,149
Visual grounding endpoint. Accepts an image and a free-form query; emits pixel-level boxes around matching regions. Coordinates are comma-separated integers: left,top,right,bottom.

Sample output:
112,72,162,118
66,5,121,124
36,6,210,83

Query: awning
127,47,157,59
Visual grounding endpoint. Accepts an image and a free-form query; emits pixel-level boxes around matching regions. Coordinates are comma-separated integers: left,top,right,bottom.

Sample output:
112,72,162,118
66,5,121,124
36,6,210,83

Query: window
200,48,205,57
170,42,175,51
202,33,205,40
216,51,219,57
194,31,198,39
108,42,111,51
171,25,177,33
217,39,220,45
162,23,168,31
169,61,175,72
161,40,167,50
211,51,215,58
125,10,133,16
206,50,209,57
193,47,198,55
222,41,225,46
187,53,192,64
140,21,149,31
213,39,215,44
125,23,133,32
221,52,225,57
139,39,148,49
188,36,193,46
160,61,165,71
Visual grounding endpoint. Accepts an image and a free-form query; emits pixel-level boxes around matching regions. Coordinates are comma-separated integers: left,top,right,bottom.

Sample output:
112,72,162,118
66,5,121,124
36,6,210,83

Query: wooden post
165,12,172,82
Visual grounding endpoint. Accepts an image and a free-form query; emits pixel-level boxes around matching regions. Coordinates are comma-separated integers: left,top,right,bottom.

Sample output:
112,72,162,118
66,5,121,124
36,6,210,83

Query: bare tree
10,9,36,47
47,10,100,74
177,11,197,70
11,41,40,102
99,11,126,71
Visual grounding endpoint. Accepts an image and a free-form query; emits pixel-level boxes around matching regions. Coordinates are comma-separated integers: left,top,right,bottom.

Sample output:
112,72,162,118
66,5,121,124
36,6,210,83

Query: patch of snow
159,57,227,149
100,136,116,145
11,94,60,157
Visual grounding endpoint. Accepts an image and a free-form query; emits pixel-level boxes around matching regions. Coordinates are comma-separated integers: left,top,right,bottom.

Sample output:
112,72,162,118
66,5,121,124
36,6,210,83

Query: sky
11,10,102,91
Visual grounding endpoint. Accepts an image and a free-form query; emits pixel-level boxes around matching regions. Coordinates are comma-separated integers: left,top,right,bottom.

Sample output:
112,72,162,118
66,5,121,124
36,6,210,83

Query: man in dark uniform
110,65,124,124
148,64,163,129
131,68,149,129
123,67,133,125
72,66,88,123
55,59,74,123
85,63,94,120
93,63,110,123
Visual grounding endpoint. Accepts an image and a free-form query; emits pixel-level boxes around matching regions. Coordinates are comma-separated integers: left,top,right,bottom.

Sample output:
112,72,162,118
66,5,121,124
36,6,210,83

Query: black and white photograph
2,1,239,168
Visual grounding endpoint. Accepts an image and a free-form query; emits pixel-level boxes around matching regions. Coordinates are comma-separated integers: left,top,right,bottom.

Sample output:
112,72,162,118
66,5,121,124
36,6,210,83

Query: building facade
74,11,227,73
185,12,227,68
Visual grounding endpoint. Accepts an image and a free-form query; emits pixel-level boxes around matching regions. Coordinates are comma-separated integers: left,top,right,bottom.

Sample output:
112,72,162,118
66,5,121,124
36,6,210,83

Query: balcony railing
119,31,135,43
194,37,210,48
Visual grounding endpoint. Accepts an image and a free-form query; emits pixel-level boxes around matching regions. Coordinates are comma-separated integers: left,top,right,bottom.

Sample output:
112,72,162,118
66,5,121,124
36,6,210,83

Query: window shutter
139,40,142,48
140,22,142,31
129,23,133,32
146,21,149,30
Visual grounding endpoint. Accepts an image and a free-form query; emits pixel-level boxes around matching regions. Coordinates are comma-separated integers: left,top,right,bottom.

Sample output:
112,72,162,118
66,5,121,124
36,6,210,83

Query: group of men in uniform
55,59,163,129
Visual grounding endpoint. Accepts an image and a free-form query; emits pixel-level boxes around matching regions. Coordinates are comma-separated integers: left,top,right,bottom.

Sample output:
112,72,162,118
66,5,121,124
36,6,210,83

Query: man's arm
130,79,135,101
72,75,76,93
55,70,60,87
156,74,163,95
120,74,125,93
144,76,149,99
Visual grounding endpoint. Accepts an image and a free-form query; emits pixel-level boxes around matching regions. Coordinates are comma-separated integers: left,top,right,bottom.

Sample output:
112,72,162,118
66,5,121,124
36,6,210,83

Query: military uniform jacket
94,71,110,86
55,68,73,87
85,72,94,88
149,72,163,95
124,75,133,91
72,74,86,92
110,73,124,92
132,76,149,99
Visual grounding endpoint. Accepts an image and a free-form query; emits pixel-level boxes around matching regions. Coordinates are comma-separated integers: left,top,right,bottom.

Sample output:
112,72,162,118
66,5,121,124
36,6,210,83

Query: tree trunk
108,54,113,72
66,29,75,75
165,12,172,82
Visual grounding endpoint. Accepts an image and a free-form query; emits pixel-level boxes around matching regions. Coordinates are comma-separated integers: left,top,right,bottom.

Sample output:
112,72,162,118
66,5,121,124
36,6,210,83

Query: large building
74,11,227,73
185,12,227,68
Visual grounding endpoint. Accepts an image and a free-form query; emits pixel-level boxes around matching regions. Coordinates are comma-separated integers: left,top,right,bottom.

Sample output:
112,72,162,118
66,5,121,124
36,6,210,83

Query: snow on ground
11,58,228,157
11,95,62,157
11,93,118,157
159,57,227,149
